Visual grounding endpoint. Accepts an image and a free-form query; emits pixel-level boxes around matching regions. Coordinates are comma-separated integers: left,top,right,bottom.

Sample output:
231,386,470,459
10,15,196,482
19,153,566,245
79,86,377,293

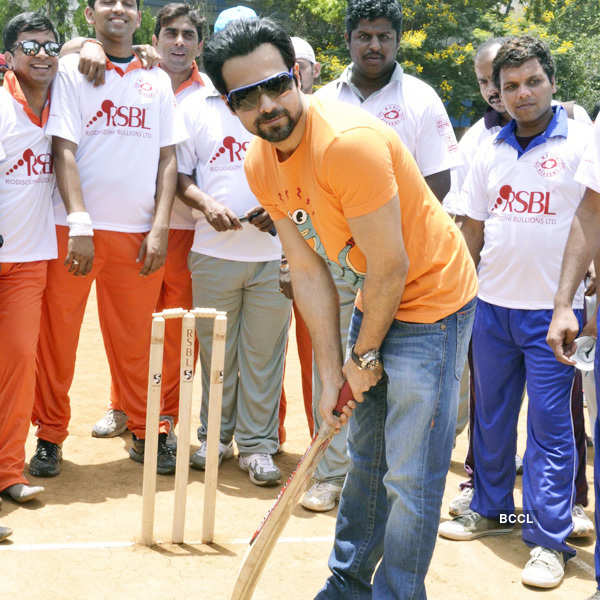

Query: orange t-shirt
244,96,477,323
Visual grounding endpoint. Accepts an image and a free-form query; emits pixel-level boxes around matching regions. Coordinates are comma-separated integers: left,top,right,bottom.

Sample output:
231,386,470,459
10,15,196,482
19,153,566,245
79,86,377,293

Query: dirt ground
0,285,597,599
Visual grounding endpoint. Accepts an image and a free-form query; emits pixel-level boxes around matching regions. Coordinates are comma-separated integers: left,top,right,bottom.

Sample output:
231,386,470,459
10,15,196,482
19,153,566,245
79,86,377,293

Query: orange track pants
109,228,197,428
33,226,164,442
0,261,47,491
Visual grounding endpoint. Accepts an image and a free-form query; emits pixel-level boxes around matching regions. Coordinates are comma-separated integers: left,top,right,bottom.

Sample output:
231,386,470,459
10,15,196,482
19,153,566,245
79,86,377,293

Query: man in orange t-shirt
203,18,477,598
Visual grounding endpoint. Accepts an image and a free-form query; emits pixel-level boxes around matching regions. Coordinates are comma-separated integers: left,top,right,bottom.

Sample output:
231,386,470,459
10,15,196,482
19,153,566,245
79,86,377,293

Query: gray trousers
312,274,356,484
189,252,291,455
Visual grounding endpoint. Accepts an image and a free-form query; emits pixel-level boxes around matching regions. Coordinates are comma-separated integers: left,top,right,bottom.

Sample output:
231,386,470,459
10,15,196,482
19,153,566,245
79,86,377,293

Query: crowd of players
2,0,600,597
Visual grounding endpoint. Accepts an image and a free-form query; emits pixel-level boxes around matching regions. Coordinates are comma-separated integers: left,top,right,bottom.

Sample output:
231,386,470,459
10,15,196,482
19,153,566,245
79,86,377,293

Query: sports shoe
438,509,513,541
190,440,233,471
92,409,128,438
128,433,177,475
29,439,62,477
521,546,565,589
448,487,474,516
586,591,600,600
0,525,12,542
239,453,281,486
3,483,44,503
515,453,523,475
301,481,343,512
570,504,594,538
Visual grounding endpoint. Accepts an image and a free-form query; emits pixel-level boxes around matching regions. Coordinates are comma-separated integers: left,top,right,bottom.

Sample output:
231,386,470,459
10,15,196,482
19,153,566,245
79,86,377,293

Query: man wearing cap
176,6,291,486
291,36,320,94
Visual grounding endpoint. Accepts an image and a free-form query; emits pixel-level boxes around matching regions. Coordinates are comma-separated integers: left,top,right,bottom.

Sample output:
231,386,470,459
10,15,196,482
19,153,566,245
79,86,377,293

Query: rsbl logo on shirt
4,148,53,177
209,135,249,170
492,184,557,223
86,99,151,131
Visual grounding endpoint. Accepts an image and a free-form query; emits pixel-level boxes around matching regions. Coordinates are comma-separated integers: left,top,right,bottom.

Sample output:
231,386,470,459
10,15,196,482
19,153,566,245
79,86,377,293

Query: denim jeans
315,298,476,599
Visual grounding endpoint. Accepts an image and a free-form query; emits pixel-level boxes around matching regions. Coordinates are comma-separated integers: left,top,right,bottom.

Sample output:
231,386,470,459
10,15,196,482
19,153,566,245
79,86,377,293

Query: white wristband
66,212,94,237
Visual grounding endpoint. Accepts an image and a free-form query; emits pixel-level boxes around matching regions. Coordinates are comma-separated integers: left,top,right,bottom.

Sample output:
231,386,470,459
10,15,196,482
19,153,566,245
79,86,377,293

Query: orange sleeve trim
2,71,50,127
174,62,205,96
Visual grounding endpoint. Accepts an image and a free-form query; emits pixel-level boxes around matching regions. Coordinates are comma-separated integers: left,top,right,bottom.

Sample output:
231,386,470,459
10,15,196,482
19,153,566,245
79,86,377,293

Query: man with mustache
203,17,477,597
300,0,461,513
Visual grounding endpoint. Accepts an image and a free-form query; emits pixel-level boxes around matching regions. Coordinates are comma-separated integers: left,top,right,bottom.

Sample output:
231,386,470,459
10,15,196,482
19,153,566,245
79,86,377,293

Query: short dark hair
87,0,140,9
154,3,205,41
3,11,59,52
474,37,510,62
345,0,403,39
492,36,555,89
203,17,295,95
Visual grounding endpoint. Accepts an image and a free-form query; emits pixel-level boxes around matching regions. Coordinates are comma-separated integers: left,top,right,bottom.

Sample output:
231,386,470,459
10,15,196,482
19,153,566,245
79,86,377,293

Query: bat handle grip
332,381,353,417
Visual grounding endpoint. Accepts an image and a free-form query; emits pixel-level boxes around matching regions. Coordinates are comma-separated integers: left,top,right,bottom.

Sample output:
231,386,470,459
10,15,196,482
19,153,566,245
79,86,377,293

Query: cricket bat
230,382,354,600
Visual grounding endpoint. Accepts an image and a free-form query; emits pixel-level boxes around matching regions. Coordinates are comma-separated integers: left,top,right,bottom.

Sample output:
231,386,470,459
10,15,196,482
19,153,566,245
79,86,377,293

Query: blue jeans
315,299,476,599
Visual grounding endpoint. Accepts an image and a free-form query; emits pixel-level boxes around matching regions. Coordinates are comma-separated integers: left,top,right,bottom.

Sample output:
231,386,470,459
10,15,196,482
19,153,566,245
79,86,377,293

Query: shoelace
248,453,274,473
37,440,58,460
158,434,176,456
572,505,586,519
456,509,482,528
528,547,560,568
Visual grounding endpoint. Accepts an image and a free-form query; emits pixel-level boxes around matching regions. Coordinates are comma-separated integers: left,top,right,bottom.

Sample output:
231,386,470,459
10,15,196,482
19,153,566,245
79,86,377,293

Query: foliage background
1,0,599,121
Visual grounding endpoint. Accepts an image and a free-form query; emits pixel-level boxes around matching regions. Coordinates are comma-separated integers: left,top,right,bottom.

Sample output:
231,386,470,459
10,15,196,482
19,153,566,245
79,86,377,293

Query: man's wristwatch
351,345,383,370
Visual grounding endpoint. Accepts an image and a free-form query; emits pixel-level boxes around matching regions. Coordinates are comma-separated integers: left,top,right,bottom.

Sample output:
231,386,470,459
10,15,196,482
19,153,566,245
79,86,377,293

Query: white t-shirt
47,54,186,233
176,87,281,262
0,83,57,262
575,117,600,192
169,64,208,230
446,101,592,216
464,110,586,310
444,115,502,216
316,63,460,176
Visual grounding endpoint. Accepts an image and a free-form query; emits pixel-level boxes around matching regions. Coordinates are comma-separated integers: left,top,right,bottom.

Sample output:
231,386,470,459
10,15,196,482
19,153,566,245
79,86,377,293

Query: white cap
291,37,316,64
214,6,258,33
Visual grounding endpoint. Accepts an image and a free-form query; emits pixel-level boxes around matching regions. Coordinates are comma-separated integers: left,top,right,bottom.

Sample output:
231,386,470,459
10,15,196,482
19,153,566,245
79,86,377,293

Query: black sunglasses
12,40,62,57
226,69,295,111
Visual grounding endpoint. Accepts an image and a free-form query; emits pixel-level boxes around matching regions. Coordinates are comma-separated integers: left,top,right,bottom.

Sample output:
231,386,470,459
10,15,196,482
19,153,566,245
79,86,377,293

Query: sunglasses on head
226,69,295,111
12,40,61,57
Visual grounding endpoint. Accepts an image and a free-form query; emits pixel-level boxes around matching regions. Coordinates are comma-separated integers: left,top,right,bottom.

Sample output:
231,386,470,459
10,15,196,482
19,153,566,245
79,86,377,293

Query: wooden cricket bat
230,382,354,600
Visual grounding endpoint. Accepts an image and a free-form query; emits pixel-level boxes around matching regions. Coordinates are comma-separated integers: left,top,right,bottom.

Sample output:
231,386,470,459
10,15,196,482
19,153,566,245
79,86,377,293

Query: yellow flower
402,29,427,49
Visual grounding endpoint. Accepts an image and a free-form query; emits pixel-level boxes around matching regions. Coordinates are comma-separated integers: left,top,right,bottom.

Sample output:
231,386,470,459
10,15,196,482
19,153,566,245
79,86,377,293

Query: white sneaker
570,504,594,538
448,487,474,516
190,440,233,471
91,409,128,438
521,546,565,589
438,509,513,541
239,453,281,486
301,481,343,512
